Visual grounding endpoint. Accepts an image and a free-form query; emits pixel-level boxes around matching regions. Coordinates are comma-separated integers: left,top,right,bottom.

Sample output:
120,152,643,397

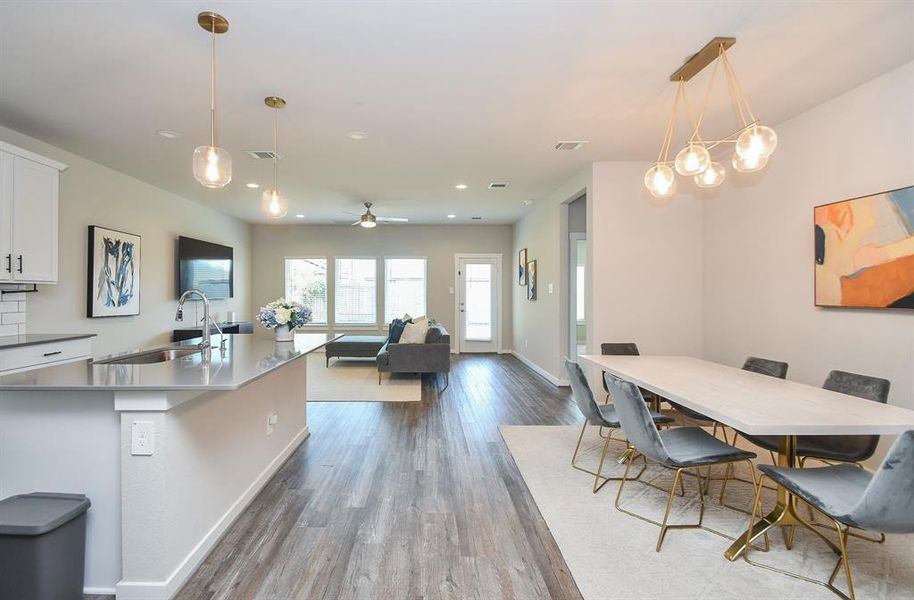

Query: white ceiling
1,1,911,224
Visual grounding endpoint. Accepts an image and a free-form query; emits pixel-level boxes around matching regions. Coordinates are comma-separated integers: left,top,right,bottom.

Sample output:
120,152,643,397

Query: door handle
4,254,9,273
16,255,22,273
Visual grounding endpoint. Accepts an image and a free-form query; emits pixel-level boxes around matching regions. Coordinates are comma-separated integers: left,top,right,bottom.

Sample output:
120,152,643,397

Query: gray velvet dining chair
604,371,758,551
745,430,914,600
566,360,673,493
726,370,890,524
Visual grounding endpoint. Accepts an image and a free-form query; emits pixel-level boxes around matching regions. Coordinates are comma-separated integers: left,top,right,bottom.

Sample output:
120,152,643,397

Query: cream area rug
500,425,914,600
306,352,421,402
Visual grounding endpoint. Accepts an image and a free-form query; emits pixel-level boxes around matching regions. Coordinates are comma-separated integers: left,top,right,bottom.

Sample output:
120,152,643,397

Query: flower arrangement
257,298,312,341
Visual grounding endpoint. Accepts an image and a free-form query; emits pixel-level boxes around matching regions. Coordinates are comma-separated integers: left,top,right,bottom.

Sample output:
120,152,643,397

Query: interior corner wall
0,124,253,356
701,61,914,462
589,162,704,363
512,168,591,383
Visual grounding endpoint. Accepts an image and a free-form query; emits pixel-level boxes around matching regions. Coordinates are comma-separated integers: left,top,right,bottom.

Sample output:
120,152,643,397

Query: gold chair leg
828,520,856,600
656,468,684,552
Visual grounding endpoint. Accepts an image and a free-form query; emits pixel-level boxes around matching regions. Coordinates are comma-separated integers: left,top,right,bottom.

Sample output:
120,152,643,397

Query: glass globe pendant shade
732,152,769,173
735,125,777,161
193,145,232,188
694,161,726,188
674,143,711,176
643,164,677,198
261,188,288,219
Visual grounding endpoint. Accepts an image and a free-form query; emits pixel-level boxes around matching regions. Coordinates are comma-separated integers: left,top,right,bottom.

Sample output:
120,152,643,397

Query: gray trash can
0,492,91,600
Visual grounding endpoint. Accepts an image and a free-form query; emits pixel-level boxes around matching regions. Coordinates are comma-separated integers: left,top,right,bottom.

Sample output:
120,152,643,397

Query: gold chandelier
644,38,778,198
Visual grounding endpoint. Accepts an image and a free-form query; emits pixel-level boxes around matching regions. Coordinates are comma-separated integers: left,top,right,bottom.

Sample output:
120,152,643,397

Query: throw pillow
389,318,407,344
402,313,412,322
400,319,429,344
411,314,428,324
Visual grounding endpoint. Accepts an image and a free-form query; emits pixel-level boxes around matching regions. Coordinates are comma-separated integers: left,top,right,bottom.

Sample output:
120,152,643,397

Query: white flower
274,307,292,325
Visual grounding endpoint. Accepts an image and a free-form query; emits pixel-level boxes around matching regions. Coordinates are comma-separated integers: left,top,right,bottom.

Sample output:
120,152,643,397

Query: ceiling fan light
694,161,726,188
261,189,288,219
736,124,777,161
360,217,377,228
732,152,769,173
643,164,677,198
674,143,711,176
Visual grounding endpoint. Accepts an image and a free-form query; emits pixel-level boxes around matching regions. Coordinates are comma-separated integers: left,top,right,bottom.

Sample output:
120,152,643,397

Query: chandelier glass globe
736,124,777,161
643,164,677,198
261,189,288,219
674,143,711,176
732,152,769,173
694,161,726,188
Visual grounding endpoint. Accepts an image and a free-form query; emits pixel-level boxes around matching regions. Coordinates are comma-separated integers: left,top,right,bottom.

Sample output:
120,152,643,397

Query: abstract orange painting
815,185,914,309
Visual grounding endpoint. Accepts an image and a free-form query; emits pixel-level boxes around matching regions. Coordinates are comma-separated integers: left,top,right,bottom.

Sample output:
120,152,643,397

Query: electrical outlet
266,413,278,435
548,282,554,294
131,421,154,456
524,339,528,349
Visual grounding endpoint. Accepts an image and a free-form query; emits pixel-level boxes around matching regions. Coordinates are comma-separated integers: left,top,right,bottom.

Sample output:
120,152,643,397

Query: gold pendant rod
669,37,736,82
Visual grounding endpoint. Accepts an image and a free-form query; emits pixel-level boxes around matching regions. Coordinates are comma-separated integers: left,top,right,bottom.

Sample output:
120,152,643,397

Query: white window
284,258,328,325
384,258,427,323
334,258,377,325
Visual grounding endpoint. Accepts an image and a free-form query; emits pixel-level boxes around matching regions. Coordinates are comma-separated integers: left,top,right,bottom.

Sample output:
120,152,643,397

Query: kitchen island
0,333,339,599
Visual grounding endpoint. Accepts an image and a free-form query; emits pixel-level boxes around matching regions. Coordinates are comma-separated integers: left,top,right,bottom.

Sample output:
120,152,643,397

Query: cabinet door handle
43,350,63,357
4,254,9,273
16,255,22,274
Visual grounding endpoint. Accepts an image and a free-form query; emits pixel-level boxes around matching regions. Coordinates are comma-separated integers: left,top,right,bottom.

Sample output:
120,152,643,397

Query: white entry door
457,256,499,353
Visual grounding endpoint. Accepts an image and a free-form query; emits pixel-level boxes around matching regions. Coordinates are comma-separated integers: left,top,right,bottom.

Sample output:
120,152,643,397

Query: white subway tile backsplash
18,301,26,311
17,323,26,334
1,312,26,325
1,292,26,302
0,301,18,313
0,324,18,337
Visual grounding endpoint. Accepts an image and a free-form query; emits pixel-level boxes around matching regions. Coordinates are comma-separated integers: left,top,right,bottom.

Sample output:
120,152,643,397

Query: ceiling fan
347,202,409,228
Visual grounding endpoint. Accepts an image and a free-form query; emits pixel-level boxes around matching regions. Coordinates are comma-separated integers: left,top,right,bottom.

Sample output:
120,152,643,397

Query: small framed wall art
87,225,141,317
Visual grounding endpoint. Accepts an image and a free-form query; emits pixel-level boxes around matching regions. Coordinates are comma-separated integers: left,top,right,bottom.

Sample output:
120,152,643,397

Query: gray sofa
377,323,450,386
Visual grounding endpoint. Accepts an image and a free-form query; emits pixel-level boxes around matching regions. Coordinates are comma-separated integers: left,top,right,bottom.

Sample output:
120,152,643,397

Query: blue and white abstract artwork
88,226,141,317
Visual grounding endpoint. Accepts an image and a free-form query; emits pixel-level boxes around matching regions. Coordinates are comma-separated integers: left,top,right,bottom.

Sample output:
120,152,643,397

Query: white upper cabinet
0,141,67,284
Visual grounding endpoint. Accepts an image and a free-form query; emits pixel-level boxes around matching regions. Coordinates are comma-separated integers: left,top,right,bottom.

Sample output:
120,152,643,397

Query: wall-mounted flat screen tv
177,236,234,299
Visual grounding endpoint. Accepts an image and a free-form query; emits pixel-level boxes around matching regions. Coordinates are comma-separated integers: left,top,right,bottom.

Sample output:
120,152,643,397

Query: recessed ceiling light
245,182,260,189
447,214,456,219
295,214,305,219
347,131,367,140
156,129,181,139
454,183,468,190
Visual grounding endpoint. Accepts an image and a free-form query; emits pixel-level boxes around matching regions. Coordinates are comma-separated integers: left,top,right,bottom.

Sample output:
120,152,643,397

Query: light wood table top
578,355,914,436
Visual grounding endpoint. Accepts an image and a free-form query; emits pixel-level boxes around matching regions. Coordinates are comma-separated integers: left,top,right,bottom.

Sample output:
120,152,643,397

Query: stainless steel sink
94,346,203,365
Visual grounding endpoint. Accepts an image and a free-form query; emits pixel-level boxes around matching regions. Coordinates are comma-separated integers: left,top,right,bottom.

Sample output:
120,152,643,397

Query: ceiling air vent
488,182,509,189
244,150,281,160
471,216,483,220
554,141,589,151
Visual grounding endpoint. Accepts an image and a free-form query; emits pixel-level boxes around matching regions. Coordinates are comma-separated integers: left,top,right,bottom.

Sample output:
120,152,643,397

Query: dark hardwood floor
173,353,582,600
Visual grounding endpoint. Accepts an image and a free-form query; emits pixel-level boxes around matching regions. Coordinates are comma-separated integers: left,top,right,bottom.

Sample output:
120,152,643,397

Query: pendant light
642,38,778,197
193,12,232,188
261,96,288,219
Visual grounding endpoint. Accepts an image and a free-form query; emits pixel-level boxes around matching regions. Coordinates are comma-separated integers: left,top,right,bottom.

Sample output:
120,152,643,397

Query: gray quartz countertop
0,333,340,391
0,333,97,349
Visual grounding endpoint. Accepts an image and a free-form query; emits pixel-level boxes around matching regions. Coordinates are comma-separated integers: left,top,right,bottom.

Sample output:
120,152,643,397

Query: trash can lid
0,492,91,536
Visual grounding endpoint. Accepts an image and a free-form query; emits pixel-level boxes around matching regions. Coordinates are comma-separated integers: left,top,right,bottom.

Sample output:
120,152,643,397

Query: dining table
577,354,914,560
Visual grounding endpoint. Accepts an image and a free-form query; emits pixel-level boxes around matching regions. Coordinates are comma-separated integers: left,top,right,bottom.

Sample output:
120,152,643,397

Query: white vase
274,324,294,342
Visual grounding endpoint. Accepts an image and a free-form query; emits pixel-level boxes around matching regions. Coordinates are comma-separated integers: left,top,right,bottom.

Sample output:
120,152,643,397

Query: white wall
702,61,914,461
0,124,252,355
589,161,704,357
512,168,591,383
250,224,513,346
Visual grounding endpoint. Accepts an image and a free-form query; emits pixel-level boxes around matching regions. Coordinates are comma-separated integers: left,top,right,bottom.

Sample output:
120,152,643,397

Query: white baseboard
498,348,513,354
115,426,310,600
84,586,117,596
510,351,569,387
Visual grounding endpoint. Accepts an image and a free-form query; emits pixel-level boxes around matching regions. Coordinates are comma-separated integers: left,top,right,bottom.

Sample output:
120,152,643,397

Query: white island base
0,334,335,598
